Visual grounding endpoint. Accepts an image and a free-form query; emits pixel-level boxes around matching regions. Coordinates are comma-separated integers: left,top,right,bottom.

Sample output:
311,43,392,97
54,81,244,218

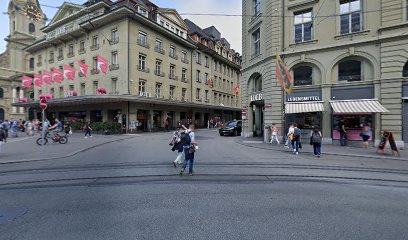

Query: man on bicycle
48,119,63,138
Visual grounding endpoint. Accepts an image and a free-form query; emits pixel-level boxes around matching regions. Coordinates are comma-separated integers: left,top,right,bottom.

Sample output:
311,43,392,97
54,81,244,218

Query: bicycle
36,131,68,145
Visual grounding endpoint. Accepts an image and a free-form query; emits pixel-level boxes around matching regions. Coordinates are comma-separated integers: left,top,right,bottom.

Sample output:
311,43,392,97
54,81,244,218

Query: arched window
29,23,35,34
252,74,262,93
403,62,408,77
338,60,361,82
0,88,3,99
294,66,313,86
0,108,4,121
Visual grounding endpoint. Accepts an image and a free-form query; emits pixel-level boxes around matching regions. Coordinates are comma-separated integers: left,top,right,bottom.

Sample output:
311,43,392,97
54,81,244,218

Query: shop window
294,66,313,86
403,62,408,77
338,60,361,81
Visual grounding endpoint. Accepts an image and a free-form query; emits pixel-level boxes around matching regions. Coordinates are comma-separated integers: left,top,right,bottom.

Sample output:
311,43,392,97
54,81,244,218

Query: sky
0,0,242,54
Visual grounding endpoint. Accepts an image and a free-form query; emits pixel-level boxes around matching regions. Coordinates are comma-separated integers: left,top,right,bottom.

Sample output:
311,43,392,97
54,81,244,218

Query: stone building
0,0,45,121
15,0,241,131
241,0,408,147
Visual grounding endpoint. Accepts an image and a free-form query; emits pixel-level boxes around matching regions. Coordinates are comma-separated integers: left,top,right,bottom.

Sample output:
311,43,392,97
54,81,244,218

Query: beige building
242,0,408,147
0,0,45,121
16,0,241,131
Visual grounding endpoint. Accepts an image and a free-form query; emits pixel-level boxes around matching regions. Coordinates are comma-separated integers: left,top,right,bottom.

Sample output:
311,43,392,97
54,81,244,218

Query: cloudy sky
0,0,242,53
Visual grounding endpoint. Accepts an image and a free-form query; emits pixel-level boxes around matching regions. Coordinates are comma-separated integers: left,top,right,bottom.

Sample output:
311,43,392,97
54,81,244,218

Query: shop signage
287,96,321,102
242,106,248,120
250,93,263,102
139,92,152,98
265,103,272,108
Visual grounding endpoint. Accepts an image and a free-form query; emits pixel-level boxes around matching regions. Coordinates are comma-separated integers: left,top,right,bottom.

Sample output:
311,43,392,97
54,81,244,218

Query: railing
67,52,75,58
154,70,165,77
137,65,150,73
91,69,100,75
109,64,119,71
110,38,119,45
181,58,189,64
169,75,178,81
137,39,150,48
90,44,99,51
181,78,188,83
48,59,54,64
154,46,165,55
78,49,86,55
36,62,42,67
169,53,178,60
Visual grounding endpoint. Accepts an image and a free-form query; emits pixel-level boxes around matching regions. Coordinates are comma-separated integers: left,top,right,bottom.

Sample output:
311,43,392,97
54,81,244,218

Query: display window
332,114,373,141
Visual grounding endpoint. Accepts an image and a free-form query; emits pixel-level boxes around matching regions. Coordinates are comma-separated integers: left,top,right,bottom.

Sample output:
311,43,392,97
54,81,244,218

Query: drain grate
0,208,28,224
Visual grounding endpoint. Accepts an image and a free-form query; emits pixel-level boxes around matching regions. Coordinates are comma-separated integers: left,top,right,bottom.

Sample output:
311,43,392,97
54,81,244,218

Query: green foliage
69,121,122,134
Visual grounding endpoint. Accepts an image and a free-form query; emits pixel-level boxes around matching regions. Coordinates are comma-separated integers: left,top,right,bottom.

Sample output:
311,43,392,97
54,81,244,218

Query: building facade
16,0,241,131
242,0,408,148
0,0,45,121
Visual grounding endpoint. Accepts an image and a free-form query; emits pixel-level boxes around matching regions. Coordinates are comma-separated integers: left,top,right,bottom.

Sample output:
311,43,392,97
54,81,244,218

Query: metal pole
41,109,45,153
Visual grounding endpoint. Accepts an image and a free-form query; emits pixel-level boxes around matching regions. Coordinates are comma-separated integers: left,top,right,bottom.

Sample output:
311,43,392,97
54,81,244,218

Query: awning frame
329,98,389,113
284,101,324,114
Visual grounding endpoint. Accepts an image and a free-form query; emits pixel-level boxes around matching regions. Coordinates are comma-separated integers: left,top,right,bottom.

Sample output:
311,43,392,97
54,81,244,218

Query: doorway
251,102,264,137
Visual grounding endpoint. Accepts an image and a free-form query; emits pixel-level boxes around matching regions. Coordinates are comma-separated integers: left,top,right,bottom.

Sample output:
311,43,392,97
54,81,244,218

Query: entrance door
0,108,4,121
404,100,408,143
252,104,264,137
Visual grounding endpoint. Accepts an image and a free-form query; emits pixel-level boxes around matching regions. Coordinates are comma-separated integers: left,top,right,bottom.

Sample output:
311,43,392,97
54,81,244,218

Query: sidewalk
0,133,139,164
235,137,408,161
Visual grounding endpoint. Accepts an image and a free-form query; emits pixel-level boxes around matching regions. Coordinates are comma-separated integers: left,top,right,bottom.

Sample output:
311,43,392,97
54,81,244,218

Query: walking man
2,120,9,140
270,123,280,144
311,126,322,158
284,123,294,148
180,124,197,176
339,119,347,146
292,123,301,155
172,126,185,167
84,122,93,138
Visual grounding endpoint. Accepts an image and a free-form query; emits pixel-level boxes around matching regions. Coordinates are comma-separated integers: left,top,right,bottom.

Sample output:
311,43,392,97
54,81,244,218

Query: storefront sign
287,96,321,102
265,103,272,108
250,94,263,102
139,92,151,98
242,106,248,120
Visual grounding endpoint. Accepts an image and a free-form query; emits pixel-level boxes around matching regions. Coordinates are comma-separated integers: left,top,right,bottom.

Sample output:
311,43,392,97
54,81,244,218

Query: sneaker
84,136,88,139
189,173,193,176
179,170,184,176
284,145,289,148
90,136,93,138
296,152,299,155
317,155,321,158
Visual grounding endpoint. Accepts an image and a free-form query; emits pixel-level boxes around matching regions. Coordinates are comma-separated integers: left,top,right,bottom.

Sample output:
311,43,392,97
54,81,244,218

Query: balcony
154,70,165,77
137,65,150,73
169,75,178,81
181,97,186,102
48,59,54,64
181,78,188,83
110,38,119,45
154,46,165,55
196,60,201,65
205,99,210,103
169,53,178,60
196,98,202,102
78,49,86,55
57,55,64,61
137,39,150,49
90,44,99,51
181,58,189,64
109,64,119,71
91,69,100,75
67,52,75,58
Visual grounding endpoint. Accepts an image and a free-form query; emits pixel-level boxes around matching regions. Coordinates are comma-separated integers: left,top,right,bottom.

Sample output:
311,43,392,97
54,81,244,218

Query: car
219,120,242,136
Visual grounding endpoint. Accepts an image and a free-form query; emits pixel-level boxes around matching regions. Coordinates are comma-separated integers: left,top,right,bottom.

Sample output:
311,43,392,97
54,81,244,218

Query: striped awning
285,102,324,114
330,99,388,113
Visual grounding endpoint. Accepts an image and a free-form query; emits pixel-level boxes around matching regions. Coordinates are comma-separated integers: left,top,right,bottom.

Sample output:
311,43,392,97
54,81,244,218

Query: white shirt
288,127,294,135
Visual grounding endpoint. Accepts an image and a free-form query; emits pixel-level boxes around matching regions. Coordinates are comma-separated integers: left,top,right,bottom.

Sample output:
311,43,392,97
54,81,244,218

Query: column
321,85,332,144
200,112,205,128
174,111,181,128
148,109,154,132
19,89,24,114
12,88,17,114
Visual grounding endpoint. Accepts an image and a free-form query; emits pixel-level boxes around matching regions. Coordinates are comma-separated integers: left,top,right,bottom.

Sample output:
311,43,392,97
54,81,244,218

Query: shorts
362,135,370,142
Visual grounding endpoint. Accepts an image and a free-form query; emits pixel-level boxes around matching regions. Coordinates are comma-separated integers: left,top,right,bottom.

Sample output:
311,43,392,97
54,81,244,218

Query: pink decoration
97,56,108,75
19,98,28,102
63,65,76,80
52,68,64,83
78,61,89,77
22,75,33,88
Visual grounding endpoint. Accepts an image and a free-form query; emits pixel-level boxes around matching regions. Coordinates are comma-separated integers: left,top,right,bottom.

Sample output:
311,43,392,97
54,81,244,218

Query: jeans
85,130,92,137
182,148,195,174
174,151,184,165
340,132,347,146
313,143,321,156
292,139,300,152
270,135,280,144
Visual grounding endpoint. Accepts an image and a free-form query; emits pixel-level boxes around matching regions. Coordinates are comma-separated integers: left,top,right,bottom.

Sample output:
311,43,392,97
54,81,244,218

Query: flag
21,75,33,88
276,50,293,94
52,67,64,83
97,56,108,74
33,74,42,87
233,84,241,96
208,78,213,88
78,60,89,77
42,71,53,85
63,65,76,80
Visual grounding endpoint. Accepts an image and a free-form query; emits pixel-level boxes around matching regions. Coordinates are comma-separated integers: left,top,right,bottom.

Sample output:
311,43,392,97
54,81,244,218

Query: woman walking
270,123,280,144
311,126,322,158
360,124,371,149
172,126,185,167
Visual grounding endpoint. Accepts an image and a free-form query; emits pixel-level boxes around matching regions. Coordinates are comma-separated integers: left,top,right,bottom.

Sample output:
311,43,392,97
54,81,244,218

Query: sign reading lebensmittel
287,96,321,102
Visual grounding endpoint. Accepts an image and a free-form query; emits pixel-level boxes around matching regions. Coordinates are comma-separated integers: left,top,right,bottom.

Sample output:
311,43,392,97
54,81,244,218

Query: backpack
180,131,191,146
312,132,322,144
294,128,301,138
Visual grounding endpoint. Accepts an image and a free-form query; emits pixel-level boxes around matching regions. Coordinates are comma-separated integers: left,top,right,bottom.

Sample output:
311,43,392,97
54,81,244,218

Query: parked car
219,120,242,136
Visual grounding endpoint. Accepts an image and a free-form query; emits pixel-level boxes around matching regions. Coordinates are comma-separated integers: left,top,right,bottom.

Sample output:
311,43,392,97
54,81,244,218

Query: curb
0,136,138,165
235,140,408,161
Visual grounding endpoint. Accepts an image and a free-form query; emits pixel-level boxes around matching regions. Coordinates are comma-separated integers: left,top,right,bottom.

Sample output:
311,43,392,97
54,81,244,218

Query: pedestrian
292,123,301,155
180,124,197,176
360,124,371,149
172,126,185,167
338,118,347,146
270,123,280,144
26,120,34,136
0,125,6,153
11,120,18,137
84,122,92,138
311,126,322,158
284,123,294,148
2,120,10,139
164,118,170,132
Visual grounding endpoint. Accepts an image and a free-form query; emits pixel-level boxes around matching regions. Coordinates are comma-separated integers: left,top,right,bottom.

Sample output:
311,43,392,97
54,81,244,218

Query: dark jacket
0,129,5,142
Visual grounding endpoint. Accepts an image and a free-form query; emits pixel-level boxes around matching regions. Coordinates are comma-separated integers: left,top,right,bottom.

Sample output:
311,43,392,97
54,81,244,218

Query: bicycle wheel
36,137,48,146
59,136,68,144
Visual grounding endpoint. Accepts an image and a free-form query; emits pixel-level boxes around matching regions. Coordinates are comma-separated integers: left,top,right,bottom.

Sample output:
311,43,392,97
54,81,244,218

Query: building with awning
330,99,388,114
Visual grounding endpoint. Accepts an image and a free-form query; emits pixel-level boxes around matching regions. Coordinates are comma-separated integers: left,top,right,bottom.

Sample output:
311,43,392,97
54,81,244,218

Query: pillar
12,88,17,114
174,111,181,127
322,85,332,144
19,89,24,114
148,109,154,132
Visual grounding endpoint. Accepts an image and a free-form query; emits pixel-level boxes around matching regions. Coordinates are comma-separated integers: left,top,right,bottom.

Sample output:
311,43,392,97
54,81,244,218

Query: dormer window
138,6,148,17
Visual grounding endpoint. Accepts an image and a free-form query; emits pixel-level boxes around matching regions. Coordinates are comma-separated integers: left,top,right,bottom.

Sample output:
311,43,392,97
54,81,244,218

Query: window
139,54,146,70
69,85,74,91
182,68,187,81
139,80,146,94
160,20,165,26
111,78,117,92
214,61,218,71
169,86,175,99
205,73,209,84
59,87,64,97
68,44,74,56
112,51,118,65
0,88,3,99
170,46,176,58
294,66,313,86
138,7,148,17
155,84,161,98
156,60,162,75
92,36,99,47
93,57,98,70
181,51,187,62
205,90,209,101
254,0,261,16
80,84,85,96
155,39,163,53
138,31,147,45
252,74,262,92
37,55,42,65
49,51,54,61
79,40,85,53
403,62,408,77
196,70,201,82
340,0,361,34
182,88,187,100
29,23,35,34
252,29,260,56
338,60,361,81
196,88,201,100
205,56,209,67
294,10,312,43
111,29,119,43
196,52,201,64
170,65,176,78
93,82,98,94
29,58,34,70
